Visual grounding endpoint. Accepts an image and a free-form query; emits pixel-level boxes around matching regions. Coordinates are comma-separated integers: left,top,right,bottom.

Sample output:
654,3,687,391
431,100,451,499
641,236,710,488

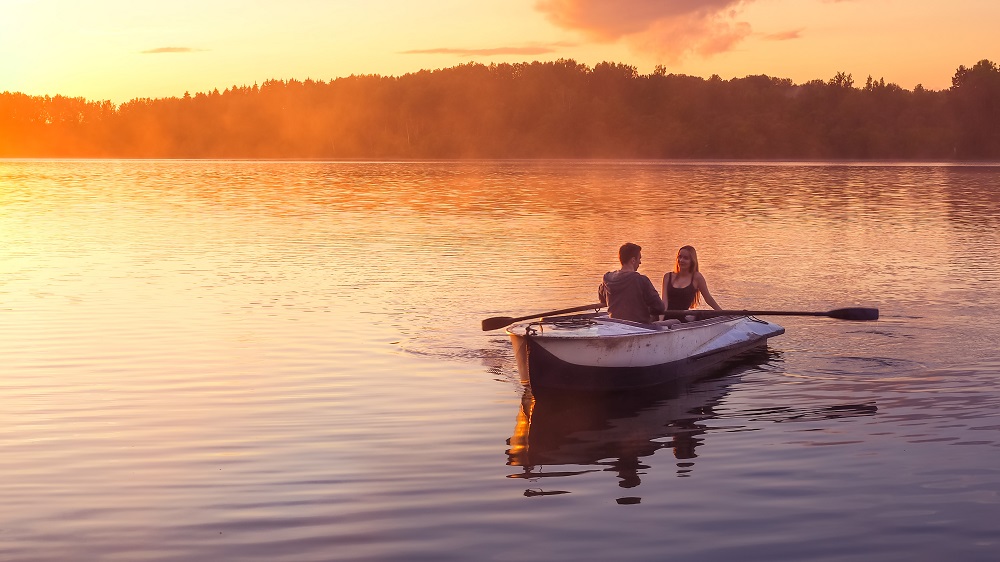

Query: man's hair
619,242,641,266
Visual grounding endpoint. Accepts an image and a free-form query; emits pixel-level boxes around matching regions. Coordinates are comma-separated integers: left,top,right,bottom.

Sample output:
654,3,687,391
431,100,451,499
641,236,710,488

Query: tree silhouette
951,59,1000,159
0,59,996,160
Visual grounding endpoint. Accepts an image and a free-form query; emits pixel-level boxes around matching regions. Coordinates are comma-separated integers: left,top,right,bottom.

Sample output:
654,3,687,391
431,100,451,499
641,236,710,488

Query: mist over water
2,160,999,560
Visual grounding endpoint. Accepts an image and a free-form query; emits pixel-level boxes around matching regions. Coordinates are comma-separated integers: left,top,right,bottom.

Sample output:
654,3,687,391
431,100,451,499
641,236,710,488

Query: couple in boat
598,242,722,323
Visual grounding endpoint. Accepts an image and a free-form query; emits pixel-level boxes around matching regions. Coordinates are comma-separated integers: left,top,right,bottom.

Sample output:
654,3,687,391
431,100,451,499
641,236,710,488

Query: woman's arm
661,272,670,302
695,272,722,310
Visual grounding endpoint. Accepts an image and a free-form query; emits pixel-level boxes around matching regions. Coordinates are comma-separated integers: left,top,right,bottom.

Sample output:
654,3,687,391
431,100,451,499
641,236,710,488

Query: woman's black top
665,272,697,310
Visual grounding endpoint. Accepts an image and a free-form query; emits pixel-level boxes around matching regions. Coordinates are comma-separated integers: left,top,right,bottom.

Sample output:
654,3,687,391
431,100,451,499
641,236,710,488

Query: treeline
2,58,999,159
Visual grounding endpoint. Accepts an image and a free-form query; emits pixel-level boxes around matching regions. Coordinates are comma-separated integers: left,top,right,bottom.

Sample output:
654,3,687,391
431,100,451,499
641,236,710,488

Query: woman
662,245,722,311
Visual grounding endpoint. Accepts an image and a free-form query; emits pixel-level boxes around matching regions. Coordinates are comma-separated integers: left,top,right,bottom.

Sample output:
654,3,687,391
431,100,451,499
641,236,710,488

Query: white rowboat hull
507,314,784,392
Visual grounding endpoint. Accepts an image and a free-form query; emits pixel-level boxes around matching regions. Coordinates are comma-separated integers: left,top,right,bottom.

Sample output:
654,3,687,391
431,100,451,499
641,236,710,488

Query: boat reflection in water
506,350,878,502
506,368,734,496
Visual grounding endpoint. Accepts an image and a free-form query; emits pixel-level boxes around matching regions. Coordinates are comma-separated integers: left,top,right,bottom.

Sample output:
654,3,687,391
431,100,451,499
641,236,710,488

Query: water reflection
507,368,738,496
736,402,878,423
506,349,882,500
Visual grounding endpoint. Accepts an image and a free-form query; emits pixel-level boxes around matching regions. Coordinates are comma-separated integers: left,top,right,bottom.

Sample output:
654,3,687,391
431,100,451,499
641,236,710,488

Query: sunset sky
3,0,997,104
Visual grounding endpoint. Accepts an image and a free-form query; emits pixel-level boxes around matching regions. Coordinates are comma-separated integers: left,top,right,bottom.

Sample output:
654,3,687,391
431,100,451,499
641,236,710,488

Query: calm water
2,159,1000,561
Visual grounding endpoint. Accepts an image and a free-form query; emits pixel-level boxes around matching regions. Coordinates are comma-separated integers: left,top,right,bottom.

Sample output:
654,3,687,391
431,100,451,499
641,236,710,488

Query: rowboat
506,312,785,392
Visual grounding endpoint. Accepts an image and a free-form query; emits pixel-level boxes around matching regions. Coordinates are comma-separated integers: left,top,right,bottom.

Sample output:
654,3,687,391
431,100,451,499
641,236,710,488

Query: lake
2,159,999,561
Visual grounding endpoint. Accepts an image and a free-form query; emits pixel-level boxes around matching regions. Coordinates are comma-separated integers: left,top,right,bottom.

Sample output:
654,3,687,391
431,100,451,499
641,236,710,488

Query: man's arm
643,277,666,314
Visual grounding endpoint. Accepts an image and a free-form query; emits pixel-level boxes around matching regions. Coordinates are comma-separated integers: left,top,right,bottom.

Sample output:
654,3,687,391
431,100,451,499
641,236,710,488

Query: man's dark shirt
598,270,666,323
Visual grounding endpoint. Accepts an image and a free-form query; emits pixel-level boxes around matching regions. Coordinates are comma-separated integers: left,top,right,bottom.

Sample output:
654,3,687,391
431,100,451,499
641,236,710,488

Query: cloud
763,29,803,41
401,43,574,57
141,47,202,54
534,0,754,61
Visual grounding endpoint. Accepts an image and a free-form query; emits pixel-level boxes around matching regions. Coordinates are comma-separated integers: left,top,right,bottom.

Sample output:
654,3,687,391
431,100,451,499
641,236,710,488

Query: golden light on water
4,160,1000,559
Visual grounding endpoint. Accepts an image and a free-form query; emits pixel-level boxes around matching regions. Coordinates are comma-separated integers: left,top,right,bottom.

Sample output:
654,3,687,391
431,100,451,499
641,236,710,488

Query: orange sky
2,0,997,104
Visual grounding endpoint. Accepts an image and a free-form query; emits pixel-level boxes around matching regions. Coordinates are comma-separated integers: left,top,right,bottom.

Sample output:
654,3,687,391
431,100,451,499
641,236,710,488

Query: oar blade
826,307,879,321
482,316,515,331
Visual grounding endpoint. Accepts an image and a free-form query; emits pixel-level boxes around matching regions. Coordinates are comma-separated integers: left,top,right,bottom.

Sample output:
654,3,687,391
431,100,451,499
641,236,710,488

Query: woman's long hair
673,245,701,307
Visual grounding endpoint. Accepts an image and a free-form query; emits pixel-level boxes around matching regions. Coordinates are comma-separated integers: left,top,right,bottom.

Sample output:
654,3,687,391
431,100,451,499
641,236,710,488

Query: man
598,242,666,323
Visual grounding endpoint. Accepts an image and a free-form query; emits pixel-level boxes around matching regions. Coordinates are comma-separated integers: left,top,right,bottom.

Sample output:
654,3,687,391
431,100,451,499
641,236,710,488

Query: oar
662,307,879,321
482,303,605,331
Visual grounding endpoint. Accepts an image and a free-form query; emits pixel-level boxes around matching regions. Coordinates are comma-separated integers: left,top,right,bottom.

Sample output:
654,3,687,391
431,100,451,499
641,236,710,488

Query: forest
1,58,999,160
